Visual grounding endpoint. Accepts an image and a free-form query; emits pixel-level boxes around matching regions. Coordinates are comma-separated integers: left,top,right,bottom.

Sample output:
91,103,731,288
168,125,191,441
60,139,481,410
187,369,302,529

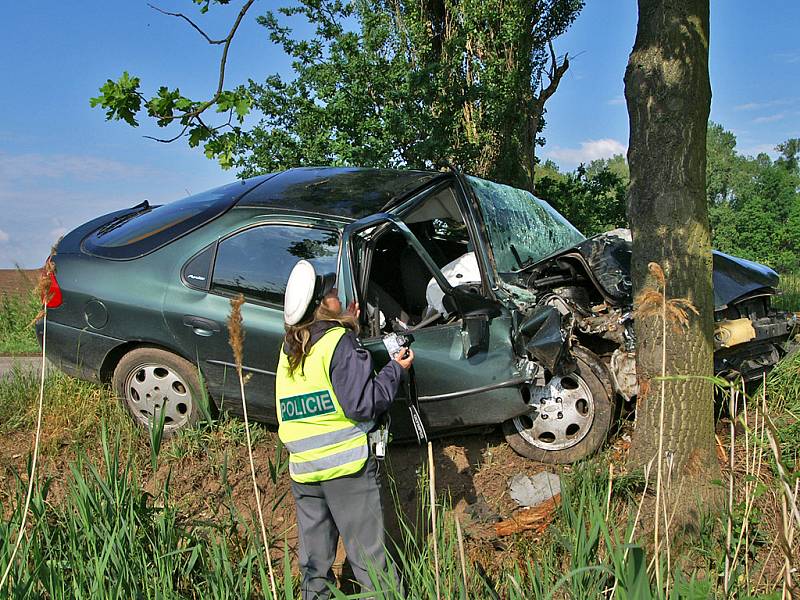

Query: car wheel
112,347,204,437
503,347,613,464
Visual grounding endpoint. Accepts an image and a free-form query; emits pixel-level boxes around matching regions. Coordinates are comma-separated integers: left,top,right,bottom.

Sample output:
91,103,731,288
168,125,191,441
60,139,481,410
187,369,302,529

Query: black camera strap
406,365,427,445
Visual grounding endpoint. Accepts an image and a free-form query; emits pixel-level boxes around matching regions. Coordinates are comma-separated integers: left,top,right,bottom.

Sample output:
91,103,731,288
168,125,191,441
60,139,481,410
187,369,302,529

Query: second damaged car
39,167,796,463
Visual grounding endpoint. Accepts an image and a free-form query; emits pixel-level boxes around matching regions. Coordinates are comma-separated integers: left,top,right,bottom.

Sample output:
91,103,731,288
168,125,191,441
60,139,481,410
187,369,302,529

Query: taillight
41,260,63,308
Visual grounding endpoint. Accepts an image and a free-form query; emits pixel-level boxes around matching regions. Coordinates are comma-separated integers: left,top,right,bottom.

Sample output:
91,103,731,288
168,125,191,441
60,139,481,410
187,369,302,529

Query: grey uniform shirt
308,321,405,422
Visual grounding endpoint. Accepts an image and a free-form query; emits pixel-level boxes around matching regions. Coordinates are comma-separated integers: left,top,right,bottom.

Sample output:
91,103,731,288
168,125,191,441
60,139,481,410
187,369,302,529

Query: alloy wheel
512,373,596,451
123,363,194,432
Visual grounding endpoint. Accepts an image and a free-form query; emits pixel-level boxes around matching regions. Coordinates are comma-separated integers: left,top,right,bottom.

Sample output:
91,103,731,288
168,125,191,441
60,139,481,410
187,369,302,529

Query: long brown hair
283,303,359,376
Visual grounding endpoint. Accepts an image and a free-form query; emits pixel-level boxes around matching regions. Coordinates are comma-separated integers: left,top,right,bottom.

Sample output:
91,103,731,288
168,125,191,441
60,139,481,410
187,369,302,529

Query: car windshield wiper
509,244,540,273
95,200,151,236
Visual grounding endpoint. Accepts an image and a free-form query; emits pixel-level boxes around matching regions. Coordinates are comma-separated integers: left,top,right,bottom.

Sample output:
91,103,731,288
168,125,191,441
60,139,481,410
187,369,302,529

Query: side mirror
461,313,490,358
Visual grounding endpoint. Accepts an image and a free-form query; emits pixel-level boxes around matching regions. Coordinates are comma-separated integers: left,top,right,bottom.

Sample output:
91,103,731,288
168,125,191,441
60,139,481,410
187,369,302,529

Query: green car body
38,167,795,463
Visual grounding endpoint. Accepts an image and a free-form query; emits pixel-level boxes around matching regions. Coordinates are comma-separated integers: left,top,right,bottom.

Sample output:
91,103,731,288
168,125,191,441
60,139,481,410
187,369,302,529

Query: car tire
502,347,614,464
112,347,206,437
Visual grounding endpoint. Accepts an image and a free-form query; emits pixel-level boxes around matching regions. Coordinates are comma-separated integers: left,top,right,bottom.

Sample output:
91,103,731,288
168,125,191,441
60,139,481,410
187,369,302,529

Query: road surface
0,356,48,380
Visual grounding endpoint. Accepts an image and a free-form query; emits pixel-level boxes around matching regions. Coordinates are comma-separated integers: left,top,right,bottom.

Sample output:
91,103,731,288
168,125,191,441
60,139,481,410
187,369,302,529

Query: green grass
0,375,795,598
0,367,134,449
761,347,800,465
775,271,800,312
0,292,40,355
1,431,722,600
1,428,281,599
0,293,796,597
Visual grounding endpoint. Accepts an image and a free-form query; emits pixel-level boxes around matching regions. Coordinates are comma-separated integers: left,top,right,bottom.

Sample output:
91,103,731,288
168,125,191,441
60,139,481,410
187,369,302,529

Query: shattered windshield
467,176,585,272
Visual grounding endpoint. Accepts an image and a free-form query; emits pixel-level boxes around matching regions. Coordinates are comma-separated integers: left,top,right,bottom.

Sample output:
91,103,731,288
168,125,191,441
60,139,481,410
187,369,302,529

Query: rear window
82,178,270,259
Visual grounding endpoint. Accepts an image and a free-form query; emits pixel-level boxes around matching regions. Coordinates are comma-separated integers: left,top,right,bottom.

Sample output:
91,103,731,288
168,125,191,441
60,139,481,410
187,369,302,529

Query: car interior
356,185,484,337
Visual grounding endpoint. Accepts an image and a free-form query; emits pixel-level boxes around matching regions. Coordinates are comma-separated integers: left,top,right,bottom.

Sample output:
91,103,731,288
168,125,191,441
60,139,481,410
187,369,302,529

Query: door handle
183,315,221,337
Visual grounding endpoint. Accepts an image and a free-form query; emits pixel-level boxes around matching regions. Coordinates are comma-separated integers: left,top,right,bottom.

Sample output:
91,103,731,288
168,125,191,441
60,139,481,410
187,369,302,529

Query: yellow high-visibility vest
276,327,370,483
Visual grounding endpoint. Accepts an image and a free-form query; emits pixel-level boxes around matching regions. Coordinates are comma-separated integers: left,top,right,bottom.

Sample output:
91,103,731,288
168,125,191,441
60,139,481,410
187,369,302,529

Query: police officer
276,259,414,599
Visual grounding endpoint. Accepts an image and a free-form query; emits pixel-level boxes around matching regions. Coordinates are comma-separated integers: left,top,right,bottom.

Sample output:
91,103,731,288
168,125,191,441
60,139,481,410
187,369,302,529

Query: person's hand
394,347,414,370
346,301,360,319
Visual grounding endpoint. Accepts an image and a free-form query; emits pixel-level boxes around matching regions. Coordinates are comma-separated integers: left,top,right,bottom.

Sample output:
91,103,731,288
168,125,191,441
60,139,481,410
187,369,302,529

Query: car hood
539,228,780,310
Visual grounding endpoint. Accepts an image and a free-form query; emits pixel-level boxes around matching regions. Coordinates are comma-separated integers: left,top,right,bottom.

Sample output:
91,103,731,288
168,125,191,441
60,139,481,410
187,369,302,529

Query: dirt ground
0,269,38,297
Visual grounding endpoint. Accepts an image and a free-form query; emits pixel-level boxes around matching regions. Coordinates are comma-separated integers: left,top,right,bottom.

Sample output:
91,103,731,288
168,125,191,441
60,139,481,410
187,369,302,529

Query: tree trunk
624,0,720,506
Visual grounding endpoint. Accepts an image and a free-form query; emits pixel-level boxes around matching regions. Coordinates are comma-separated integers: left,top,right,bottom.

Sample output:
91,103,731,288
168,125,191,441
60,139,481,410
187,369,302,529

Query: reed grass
227,294,278,600
0,292,47,590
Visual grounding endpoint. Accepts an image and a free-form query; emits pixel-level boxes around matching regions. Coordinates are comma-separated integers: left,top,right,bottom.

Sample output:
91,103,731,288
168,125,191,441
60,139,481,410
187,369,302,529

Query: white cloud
607,95,625,106
0,229,9,243
753,113,786,124
546,138,627,167
0,178,221,268
0,152,154,183
734,98,795,111
738,143,776,157
774,51,800,64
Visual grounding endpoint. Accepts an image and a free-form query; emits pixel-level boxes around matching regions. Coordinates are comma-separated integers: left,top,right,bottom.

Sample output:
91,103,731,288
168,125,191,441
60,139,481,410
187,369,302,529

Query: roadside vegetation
775,272,800,313
0,308,797,597
0,292,39,355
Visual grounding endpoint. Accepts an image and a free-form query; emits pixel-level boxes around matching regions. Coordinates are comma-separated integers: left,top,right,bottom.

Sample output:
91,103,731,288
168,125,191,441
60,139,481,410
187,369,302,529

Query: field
0,270,798,597
0,270,39,298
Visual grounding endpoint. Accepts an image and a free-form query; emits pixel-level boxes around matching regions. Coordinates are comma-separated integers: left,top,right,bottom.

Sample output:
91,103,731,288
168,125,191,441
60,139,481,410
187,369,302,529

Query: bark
624,0,720,502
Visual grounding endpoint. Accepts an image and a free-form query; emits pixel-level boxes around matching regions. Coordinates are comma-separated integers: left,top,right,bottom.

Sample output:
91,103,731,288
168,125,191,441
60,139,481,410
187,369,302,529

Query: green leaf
90,71,143,126
234,98,251,120
188,126,211,148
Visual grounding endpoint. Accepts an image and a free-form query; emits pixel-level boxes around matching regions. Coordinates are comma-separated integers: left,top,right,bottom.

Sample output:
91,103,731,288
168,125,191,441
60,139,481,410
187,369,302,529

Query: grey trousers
291,455,394,600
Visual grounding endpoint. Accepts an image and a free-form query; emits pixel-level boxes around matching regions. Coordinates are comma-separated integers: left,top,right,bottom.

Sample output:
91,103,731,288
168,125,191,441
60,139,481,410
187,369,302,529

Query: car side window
211,225,340,305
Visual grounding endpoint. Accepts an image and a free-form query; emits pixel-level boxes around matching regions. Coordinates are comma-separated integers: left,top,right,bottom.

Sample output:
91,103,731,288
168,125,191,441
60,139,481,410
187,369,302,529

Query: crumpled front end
502,227,795,396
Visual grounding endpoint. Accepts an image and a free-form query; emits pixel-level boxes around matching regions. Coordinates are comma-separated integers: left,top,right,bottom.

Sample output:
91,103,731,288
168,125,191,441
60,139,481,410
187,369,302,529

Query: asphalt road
0,356,47,380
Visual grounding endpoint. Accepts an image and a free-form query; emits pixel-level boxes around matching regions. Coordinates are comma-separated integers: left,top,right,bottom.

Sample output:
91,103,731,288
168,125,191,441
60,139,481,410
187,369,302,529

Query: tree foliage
707,123,800,272
533,127,800,277
91,0,583,189
535,155,627,236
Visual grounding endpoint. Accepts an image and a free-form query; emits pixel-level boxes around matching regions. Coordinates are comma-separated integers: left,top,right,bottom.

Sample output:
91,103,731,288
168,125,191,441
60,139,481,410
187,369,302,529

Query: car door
341,212,525,437
163,218,342,423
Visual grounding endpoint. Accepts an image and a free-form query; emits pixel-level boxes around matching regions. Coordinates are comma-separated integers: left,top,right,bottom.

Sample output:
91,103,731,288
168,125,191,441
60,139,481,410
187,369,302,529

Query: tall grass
0,385,796,598
760,348,800,465
774,271,800,312
0,428,284,598
0,292,39,354
337,459,721,599
0,367,134,452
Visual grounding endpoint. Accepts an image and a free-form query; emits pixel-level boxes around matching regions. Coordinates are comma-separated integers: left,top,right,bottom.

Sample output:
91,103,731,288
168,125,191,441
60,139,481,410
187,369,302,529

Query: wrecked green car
39,168,795,463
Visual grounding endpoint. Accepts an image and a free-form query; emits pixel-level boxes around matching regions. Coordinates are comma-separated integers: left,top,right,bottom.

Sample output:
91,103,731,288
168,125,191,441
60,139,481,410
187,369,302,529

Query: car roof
235,167,444,219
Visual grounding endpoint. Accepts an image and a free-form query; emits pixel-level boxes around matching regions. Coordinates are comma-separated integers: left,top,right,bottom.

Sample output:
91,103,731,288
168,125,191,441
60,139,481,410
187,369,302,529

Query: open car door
341,206,530,440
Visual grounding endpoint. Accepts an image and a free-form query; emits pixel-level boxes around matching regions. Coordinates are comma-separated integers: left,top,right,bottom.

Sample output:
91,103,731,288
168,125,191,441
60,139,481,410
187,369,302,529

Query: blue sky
1,1,798,268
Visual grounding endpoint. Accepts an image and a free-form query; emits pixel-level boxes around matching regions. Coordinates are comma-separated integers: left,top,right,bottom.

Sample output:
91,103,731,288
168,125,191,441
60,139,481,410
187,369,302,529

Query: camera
382,332,414,359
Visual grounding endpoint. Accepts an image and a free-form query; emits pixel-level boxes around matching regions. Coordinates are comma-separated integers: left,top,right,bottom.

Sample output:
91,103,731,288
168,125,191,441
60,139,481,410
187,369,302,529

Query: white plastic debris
509,472,561,508
426,252,481,315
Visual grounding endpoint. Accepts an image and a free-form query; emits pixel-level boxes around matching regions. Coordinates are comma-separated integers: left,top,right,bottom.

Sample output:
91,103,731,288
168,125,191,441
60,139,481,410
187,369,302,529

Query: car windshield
466,176,585,273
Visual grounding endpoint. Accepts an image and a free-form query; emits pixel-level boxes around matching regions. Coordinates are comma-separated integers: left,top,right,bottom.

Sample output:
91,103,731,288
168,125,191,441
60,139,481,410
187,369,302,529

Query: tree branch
539,41,569,106
150,0,256,124
208,0,255,103
148,3,226,44
144,123,190,143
